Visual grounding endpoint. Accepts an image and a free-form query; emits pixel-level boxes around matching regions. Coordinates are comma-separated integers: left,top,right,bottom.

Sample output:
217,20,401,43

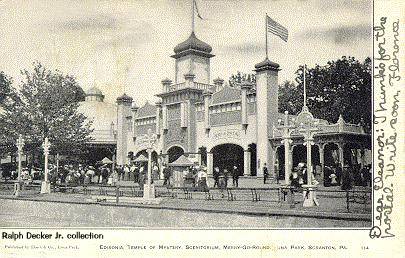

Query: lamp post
298,122,320,185
276,111,295,185
143,129,157,200
111,122,117,174
298,120,321,207
40,137,51,194
14,134,25,197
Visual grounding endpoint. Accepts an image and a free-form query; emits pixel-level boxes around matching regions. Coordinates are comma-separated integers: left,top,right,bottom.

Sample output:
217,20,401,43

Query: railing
318,124,340,133
165,82,214,93
167,82,186,92
342,123,364,134
0,181,371,214
272,122,365,138
194,82,211,91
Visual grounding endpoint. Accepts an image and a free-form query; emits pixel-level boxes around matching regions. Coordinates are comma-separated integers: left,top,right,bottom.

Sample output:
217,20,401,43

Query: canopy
101,157,113,164
169,155,194,167
134,154,148,162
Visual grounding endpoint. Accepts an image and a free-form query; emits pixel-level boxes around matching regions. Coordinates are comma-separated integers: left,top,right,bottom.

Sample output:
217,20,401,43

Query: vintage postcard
0,0,403,257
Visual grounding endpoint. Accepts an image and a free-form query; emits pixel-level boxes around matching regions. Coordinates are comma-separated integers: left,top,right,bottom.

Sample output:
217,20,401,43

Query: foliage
0,72,13,104
228,71,256,87
0,62,93,156
228,56,372,132
284,56,372,131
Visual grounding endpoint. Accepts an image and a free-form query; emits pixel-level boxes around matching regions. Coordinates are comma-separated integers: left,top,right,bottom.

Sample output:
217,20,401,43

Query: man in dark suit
263,163,269,184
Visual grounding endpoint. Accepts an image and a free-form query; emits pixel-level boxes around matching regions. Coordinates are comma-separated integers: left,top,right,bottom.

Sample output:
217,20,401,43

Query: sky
0,0,372,106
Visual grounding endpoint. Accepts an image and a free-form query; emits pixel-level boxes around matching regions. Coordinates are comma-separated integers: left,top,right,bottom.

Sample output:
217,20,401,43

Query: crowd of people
212,165,241,188
0,161,163,187
323,163,372,189
285,162,372,190
1,159,372,191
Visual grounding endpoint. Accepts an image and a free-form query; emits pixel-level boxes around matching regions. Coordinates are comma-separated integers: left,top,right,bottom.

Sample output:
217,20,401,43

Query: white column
147,149,152,186
41,137,51,194
180,102,188,128
207,152,213,176
162,105,168,130
155,103,161,135
284,139,292,185
305,140,313,184
14,135,24,197
319,144,325,176
243,150,251,176
241,82,251,126
272,147,278,179
203,91,212,130
338,143,345,169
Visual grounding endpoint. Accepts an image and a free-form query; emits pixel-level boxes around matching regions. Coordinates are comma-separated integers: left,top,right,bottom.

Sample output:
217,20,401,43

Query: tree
229,71,256,87
285,56,372,131
278,80,302,115
0,72,13,105
0,62,93,158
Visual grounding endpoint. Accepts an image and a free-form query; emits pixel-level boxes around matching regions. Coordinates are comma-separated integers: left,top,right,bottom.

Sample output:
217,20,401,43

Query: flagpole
192,0,195,33
303,64,307,107
265,13,268,59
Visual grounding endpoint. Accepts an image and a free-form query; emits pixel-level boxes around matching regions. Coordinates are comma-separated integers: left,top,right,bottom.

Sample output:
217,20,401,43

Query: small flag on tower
266,15,288,42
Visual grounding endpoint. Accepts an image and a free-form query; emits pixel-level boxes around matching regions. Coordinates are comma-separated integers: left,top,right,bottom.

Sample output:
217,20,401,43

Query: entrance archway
167,146,184,163
324,143,339,167
134,150,158,164
292,145,306,168
211,144,244,175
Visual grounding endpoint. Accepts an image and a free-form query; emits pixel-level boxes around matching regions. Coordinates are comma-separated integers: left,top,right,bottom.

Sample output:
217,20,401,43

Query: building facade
113,32,371,178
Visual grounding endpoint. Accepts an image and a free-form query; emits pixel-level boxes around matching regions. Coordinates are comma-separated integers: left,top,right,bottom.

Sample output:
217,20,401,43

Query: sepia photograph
0,0,379,231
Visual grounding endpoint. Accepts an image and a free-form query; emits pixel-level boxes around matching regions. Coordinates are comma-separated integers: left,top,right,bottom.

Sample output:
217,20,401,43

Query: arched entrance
134,150,158,164
211,144,244,175
324,143,339,167
167,146,184,163
292,145,306,168
291,144,320,170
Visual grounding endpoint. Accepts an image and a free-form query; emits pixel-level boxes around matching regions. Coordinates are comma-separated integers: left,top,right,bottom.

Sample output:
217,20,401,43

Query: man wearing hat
231,165,240,187
341,164,353,190
162,163,171,186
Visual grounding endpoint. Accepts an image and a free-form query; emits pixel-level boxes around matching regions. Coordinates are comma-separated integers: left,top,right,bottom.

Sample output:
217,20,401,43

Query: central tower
171,32,214,84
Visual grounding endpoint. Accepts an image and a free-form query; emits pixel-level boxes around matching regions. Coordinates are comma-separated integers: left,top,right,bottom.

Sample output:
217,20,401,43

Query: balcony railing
165,82,214,93
272,122,366,138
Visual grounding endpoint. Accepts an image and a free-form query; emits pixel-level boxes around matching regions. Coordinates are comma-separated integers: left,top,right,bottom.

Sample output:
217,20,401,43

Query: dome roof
254,58,280,71
173,32,212,54
86,87,103,96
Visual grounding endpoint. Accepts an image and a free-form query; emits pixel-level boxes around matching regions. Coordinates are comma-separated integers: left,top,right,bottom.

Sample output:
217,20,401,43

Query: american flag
266,15,288,42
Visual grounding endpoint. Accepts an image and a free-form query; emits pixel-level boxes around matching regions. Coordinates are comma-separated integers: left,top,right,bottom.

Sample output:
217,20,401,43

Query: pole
303,64,307,107
44,138,49,183
15,134,24,196
306,137,312,184
265,14,268,59
17,145,22,182
191,0,195,33
147,149,152,188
